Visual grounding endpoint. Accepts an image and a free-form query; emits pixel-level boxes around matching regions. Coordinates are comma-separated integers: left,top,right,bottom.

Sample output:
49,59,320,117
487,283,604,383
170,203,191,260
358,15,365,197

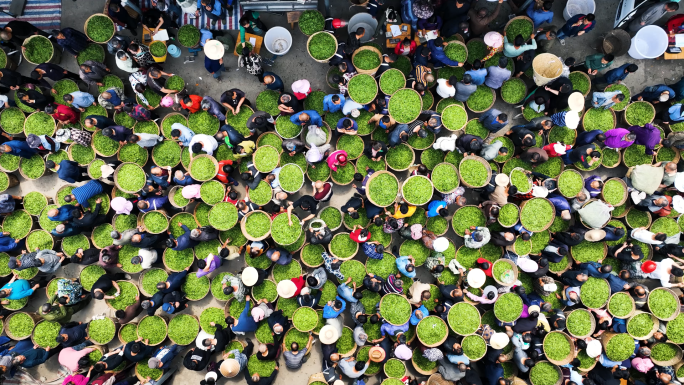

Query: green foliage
367,172,399,206
8,313,34,338
330,233,357,259
308,32,336,60
625,101,655,126
77,44,105,65
609,292,634,318
529,362,560,385
89,318,116,344
380,294,411,325
460,159,488,187
33,321,61,348
86,15,114,42
178,24,200,47
580,277,610,309
569,72,590,95
23,36,52,64
605,333,635,361
583,108,614,131
501,78,526,104
494,293,523,322
648,289,678,319
519,198,554,231
389,89,422,123
448,302,480,335
116,163,145,192
353,49,381,70
380,69,405,95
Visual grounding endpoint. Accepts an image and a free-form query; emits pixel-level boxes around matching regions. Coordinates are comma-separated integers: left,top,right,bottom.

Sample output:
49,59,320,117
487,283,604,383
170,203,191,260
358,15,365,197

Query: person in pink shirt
59,347,95,372
327,150,348,172
632,356,654,373
604,128,636,149
62,367,93,385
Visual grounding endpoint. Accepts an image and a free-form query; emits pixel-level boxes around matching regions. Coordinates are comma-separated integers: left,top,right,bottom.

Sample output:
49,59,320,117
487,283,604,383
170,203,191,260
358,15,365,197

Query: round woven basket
22,35,60,65
19,155,46,180
279,164,305,193
624,101,655,126
412,354,439,375
306,31,338,63
45,276,66,297
365,170,399,207
529,361,563,385
423,91,435,110
607,292,636,319
565,309,596,339
570,71,592,97
510,167,533,194
4,312,40,340
329,232,358,261
167,315,200,345
601,178,628,206
24,111,56,137
651,342,684,366
114,162,145,194
118,322,137,344
462,334,487,361
431,162,460,194
401,175,433,206
317,207,343,231
504,16,534,41
338,326,357,357
441,104,468,132
497,203,520,228
625,208,652,229
137,268,167,297
31,320,61,348
140,210,169,234
88,316,120,345
384,358,407,378
160,112,187,139
602,148,622,169
167,186,187,209
657,146,681,163
188,154,218,182
151,140,181,168
458,155,492,188
162,247,195,272
603,84,631,112
240,210,272,241
570,240,607,264
331,162,357,186
136,315,168,347
104,280,139,311
27,229,54,252
582,108,616,132
326,66,341,89
386,145,415,172
349,74,379,104
84,13,115,43
416,316,449,348
291,306,318,332
648,288,681,321
252,145,281,173
389,88,423,124
467,87,496,113
351,46,382,75
557,169,583,198
501,78,528,105
444,40,468,68
492,259,518,286
626,311,659,340
300,243,325,268
675,362,684,382
379,293,412,326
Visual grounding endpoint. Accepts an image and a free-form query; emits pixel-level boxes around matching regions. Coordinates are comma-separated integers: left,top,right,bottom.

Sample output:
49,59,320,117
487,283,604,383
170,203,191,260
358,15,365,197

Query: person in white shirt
130,248,157,269
188,134,219,156
436,76,457,98
630,227,668,245
644,257,684,288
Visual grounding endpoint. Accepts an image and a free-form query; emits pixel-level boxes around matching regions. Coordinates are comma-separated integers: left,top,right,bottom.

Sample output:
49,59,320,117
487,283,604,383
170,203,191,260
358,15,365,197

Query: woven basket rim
389,88,423,124
306,31,339,63
607,292,636,319
625,208,652,228
529,361,563,385
141,210,169,234
401,175,434,206
22,35,55,65
291,306,318,332
565,309,597,339
162,240,196,272
626,311,659,340
648,288,681,321
88,316,119,345
84,13,116,43
252,145,281,173
160,112,188,139
386,144,415,172
349,73,380,104
444,40,468,68
492,258,518,286
447,302,480,336
462,334,487,361
604,84,632,111
316,206,343,231
458,155,492,188
466,86,496,113
519,197,556,232
351,45,382,74
137,267,168,298
601,177,628,206
582,107,616,131
570,71,592,97
329,233,358,261
136,314,168,347
4,311,38,340
114,162,145,193
240,210,272,241
431,162,460,193
624,101,656,127
379,293,412,326
651,342,684,366
188,154,219,182
365,170,400,207
151,139,181,168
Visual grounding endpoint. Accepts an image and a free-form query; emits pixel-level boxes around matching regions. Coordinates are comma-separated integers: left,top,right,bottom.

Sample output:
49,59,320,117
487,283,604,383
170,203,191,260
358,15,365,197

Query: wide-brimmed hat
531,185,549,198
585,229,606,242
675,173,684,192
319,325,339,344
490,332,510,350
568,92,585,111
369,346,386,362
433,237,449,252
495,174,509,187
587,340,602,358
565,111,580,129
204,39,225,60
242,267,258,286
54,129,70,143
467,269,486,288
277,280,297,299
484,32,503,47
220,359,241,378
673,195,684,213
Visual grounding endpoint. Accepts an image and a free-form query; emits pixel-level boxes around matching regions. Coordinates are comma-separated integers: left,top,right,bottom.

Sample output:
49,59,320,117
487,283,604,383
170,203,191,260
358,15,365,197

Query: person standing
556,14,596,45
629,2,679,32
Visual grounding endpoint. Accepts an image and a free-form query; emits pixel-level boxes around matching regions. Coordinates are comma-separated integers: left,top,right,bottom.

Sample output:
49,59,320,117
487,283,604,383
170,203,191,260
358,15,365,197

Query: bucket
563,0,596,20
167,44,181,58
264,26,292,55
628,26,668,59
532,53,563,87
348,13,378,43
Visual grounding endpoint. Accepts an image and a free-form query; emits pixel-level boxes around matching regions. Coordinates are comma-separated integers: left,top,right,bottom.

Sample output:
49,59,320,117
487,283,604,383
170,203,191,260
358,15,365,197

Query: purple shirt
584,175,602,198
604,128,634,149
196,254,221,278
380,320,409,336
628,124,661,155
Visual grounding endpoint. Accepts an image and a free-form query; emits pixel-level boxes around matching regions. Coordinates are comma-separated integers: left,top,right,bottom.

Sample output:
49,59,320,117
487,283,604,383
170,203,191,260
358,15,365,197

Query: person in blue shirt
48,159,87,183
410,305,429,326
0,275,37,301
607,272,631,293
137,196,169,213
0,140,37,159
337,277,360,303
0,232,21,253
388,124,414,147
575,130,606,147
157,268,189,294
580,261,612,279
526,2,553,28
147,167,172,189
51,223,81,238
547,193,572,221
64,91,95,110
479,109,508,132
665,103,684,123
323,296,346,318
323,94,345,114
47,206,76,222
290,110,323,127
632,84,676,104
427,200,448,218
263,72,284,92
196,0,223,27
395,254,416,278
596,63,638,87
170,123,195,147
63,180,103,208
427,37,463,68
465,59,487,86
337,117,358,134
228,294,259,333
167,223,198,251
173,170,195,186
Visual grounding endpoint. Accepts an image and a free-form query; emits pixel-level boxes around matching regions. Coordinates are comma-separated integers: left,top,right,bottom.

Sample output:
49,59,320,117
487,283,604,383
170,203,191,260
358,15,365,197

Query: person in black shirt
146,68,176,95
83,115,117,130
0,20,48,49
72,200,108,228
183,346,211,371
32,63,81,87
91,273,129,300
347,27,365,52
276,92,301,115
341,197,363,218
141,290,164,316
220,89,251,115
16,89,54,110
288,195,317,223
70,247,101,265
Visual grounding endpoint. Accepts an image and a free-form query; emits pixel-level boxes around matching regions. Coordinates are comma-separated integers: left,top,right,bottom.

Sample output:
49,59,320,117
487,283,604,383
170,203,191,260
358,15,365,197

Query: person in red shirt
180,94,203,114
290,275,306,296
476,257,493,277
216,159,239,186
312,181,333,202
47,103,80,124
349,224,370,243
394,38,417,56
543,143,572,158
654,195,673,217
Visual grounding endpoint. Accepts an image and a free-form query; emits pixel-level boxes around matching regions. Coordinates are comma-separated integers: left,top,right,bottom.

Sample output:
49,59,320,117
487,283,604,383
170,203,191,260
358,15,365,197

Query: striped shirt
551,111,567,127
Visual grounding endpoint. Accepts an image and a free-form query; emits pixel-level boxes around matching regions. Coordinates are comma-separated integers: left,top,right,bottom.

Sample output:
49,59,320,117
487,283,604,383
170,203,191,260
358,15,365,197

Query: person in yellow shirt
390,202,416,219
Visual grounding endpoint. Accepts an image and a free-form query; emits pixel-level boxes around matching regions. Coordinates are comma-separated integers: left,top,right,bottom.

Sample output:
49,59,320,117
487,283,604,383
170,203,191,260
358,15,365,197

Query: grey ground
5,0,684,383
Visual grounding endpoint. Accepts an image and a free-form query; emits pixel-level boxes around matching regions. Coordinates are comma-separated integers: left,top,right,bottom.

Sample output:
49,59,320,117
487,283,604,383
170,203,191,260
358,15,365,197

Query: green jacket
584,54,613,72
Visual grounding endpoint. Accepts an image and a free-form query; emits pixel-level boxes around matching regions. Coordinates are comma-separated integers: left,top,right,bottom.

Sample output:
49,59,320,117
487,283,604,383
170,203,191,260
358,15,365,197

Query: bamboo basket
135,362,162,382
529,361,563,385
386,145,415,172
104,281,139,311
138,268,167,297
22,35,61,65
601,178,628,206
379,69,406,96
578,198,609,229
4,311,40,340
279,164,305,193
625,208,652,229
447,302,480,336
570,71,592,97
467,87,496,113
168,186,187,209
329,232,358,261
582,108,616,131
167,315,199,345
504,16,534,42
24,111,56,137
492,259,518,286
648,288,681,321
188,154,219,182
270,259,301,282
570,240,607,265
510,167,533,194
300,243,325,268
365,170,399,207
252,145,281,173
423,91,435,110
306,31,338,63
19,155,45,180
426,372,450,385
136,315,168,347
300,122,332,149
240,210,272,241
114,162,145,194
88,316,120,345
160,112,187,139
2,209,30,240
140,210,169,234
431,162,460,194
331,162,357,186
349,74,379,105
412,354,439,375
0,49,16,70
444,40,467,68
463,335,487,361
0,172,20,194
497,203,519,228
416,316,449,348
675,362,684,382
501,78,528,105
626,311,659,340
607,292,635,319
558,169,583,198
656,147,681,163
118,322,138,345
26,229,54,252
651,342,683,366
401,175,433,206
84,13,116,43
291,306,317,332
351,46,382,75
31,320,61,348
442,104,468,132
600,331,634,359
162,244,195,272
459,155,492,188
117,146,148,167
602,148,622,169
612,200,630,219
389,88,423,124
565,309,596,339
224,296,254,319
338,326,357,357
151,140,181,168
624,101,655,126
317,207,342,231
384,358,407,378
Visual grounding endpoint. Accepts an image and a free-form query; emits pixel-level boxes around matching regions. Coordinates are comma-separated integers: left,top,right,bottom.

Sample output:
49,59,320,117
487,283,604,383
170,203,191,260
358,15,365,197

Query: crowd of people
0,0,683,385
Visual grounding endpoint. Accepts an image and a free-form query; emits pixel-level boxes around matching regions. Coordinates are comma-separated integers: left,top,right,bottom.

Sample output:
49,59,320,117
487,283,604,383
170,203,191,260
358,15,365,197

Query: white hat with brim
369,346,386,362
532,185,549,198
242,267,258,286
54,129,70,143
220,359,241,378
484,32,503,48
319,325,339,344
495,173,510,187
467,269,486,288
433,237,449,252
333,381,345,385
587,340,602,358
277,280,297,299
204,39,225,60
674,173,684,192
585,229,606,242
565,112,580,129
568,92,585,112
674,195,684,214
490,332,510,350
